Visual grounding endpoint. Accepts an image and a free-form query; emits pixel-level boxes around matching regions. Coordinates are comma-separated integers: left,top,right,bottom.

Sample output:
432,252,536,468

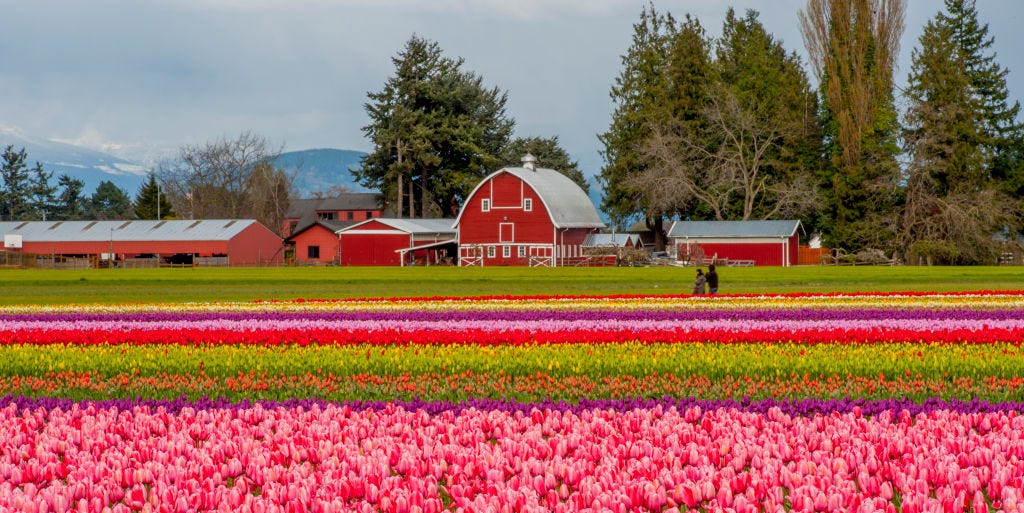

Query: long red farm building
0,219,283,266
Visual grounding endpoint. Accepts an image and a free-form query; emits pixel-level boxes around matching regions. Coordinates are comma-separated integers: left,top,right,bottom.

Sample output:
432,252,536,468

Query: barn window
366,211,375,218
503,245,511,258
524,198,532,212
487,246,495,258
518,246,526,257
481,199,490,212
317,212,336,221
307,246,320,259
347,211,355,220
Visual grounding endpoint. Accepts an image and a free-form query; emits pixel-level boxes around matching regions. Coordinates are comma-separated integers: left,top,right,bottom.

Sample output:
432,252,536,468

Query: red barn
285,220,353,265
454,155,605,266
281,193,382,238
667,220,804,267
337,218,456,266
0,219,283,266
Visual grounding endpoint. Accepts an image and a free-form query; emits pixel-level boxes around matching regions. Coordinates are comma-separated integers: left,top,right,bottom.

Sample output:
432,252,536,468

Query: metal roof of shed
667,220,803,238
337,218,457,235
0,219,269,242
285,193,381,219
454,166,605,229
582,233,642,247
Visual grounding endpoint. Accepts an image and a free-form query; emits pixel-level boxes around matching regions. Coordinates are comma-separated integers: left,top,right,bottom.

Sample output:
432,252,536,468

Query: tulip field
3,290,1024,512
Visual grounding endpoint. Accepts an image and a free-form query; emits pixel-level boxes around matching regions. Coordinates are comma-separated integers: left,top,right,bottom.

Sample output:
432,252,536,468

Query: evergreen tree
53,174,86,221
620,8,822,231
939,0,1022,151
937,0,1024,228
0,145,30,221
599,5,709,245
360,35,513,218
133,172,175,220
713,8,823,221
88,181,134,220
500,136,589,194
26,162,57,221
901,3,1018,264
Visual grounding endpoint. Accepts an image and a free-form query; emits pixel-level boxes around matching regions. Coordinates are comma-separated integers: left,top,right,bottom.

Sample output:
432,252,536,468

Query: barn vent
521,153,537,171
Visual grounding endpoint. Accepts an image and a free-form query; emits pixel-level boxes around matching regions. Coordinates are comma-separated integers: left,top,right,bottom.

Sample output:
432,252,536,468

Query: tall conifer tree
599,6,709,247
360,36,513,218
902,1,1019,263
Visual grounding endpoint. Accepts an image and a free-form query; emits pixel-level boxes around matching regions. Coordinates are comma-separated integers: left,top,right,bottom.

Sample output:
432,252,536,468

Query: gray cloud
1,0,1021,177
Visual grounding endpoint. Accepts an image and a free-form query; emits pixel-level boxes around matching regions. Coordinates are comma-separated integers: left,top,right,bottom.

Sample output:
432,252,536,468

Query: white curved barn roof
454,166,605,229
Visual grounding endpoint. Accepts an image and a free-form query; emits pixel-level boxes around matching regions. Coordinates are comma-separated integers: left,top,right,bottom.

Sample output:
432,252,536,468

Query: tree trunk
408,179,415,219
396,139,404,218
397,173,403,218
421,166,430,219
647,217,667,252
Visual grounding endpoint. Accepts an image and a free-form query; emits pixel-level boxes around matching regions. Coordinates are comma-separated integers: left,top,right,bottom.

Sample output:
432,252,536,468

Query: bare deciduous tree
631,87,819,221
800,0,905,171
160,132,294,234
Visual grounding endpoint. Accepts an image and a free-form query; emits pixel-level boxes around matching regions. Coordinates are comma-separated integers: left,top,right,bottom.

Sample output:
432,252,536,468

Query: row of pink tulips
2,403,1023,512
3,317,1023,332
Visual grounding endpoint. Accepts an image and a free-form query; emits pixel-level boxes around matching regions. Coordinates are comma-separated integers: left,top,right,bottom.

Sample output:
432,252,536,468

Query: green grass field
1,265,1022,304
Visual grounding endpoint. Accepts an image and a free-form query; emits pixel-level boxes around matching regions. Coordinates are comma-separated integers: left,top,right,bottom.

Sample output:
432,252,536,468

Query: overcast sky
1,0,1022,177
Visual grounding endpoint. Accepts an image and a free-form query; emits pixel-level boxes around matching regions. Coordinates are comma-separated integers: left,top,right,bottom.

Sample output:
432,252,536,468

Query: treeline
599,0,1023,264
0,133,293,236
0,145,172,222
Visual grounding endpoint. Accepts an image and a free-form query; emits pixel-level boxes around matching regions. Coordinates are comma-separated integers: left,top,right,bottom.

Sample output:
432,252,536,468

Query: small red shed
667,220,804,267
337,218,457,266
453,155,605,266
285,220,353,265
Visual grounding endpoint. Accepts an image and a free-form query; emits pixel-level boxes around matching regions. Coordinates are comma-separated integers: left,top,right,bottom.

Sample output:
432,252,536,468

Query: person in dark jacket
706,264,719,294
693,269,707,295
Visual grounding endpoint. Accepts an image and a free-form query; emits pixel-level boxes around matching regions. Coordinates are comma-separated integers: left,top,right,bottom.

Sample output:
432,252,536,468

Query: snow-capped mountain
0,126,150,195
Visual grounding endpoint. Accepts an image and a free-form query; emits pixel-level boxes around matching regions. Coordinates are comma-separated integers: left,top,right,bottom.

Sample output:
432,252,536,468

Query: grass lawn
1,265,1022,305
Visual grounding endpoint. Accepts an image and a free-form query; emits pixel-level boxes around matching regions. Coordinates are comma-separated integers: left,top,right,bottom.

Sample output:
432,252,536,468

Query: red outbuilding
337,218,457,266
0,219,283,266
453,155,605,266
281,193,382,238
285,220,353,265
666,220,804,267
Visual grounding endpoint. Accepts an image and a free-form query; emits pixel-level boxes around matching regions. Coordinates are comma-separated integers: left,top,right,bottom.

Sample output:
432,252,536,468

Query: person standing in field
706,264,719,294
693,268,707,295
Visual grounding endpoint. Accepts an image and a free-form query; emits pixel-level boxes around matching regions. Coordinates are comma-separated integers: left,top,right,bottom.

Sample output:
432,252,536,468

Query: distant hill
0,126,149,195
273,148,369,196
0,129,613,222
